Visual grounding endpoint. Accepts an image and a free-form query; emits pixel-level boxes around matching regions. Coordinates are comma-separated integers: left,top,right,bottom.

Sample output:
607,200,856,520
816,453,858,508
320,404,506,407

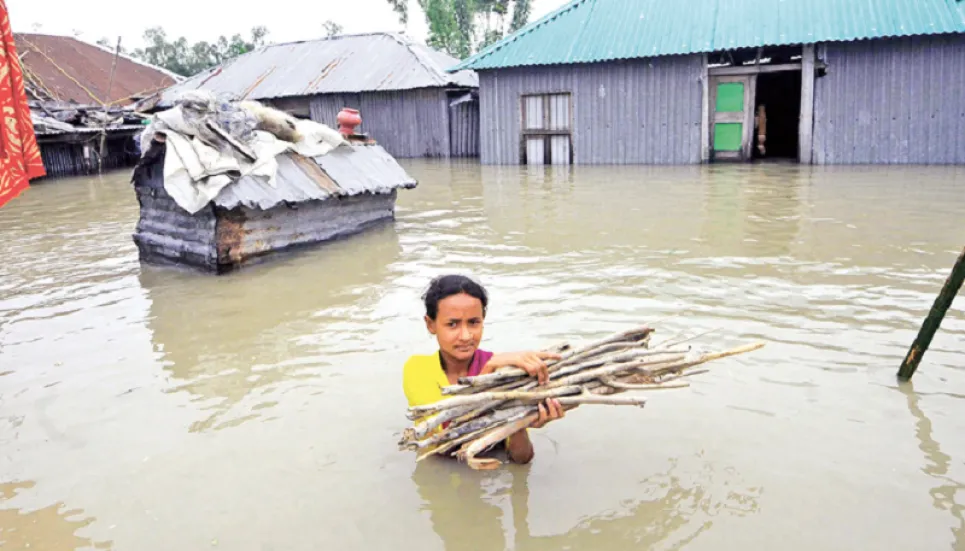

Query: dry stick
643,342,765,379
448,341,668,392
416,425,493,462
652,327,721,350
407,406,531,451
410,385,584,416
556,393,648,407
455,325,654,386
599,376,690,391
459,413,540,471
547,353,689,389
403,402,483,439
549,347,691,381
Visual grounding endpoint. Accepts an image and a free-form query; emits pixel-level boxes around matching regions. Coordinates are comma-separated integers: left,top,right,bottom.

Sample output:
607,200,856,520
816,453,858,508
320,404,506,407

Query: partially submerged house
15,33,179,177
450,0,965,166
131,96,417,274
143,33,480,159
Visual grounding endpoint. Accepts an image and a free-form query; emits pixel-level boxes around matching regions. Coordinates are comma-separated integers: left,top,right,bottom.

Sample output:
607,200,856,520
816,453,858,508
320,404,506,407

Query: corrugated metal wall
813,34,965,165
231,192,398,263
132,183,219,272
448,99,480,157
477,56,704,165
38,136,141,178
309,88,456,158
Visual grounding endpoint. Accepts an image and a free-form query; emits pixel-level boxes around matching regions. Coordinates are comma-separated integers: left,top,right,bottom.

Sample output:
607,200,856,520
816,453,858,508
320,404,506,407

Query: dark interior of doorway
753,70,801,161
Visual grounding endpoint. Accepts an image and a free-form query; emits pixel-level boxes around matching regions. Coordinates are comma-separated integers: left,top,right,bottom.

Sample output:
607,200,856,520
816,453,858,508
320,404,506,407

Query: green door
711,76,755,161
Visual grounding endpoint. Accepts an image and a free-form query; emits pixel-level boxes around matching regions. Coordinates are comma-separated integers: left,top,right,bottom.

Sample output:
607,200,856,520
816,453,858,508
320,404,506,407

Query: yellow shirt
402,351,521,452
402,352,451,410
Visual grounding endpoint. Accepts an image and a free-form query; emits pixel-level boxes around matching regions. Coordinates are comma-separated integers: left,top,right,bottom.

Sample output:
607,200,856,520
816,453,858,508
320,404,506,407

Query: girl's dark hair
422,274,488,320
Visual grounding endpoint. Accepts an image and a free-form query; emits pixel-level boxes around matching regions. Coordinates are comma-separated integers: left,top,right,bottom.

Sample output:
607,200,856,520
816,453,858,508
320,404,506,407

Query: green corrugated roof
451,0,965,71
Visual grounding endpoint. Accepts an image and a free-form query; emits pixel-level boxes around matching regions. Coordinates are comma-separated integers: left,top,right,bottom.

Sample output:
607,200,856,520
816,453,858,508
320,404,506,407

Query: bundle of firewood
398,325,764,470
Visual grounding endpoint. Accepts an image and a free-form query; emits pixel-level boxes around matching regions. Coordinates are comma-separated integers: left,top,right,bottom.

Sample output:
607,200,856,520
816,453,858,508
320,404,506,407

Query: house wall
477,56,704,165
308,88,465,158
38,135,140,179
222,192,399,269
813,34,965,165
132,183,220,272
449,98,480,157
264,96,313,118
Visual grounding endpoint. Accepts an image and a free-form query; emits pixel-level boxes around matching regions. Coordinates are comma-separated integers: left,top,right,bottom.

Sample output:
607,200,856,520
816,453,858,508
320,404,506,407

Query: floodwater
1,160,964,551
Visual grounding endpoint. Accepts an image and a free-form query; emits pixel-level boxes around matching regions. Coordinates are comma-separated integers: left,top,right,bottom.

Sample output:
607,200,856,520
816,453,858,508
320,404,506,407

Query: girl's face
425,292,484,363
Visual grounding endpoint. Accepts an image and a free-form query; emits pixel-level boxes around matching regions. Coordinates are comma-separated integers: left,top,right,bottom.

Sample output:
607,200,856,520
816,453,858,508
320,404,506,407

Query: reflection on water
139,224,403,432
0,481,112,550
900,382,965,550
0,161,964,550
412,453,760,551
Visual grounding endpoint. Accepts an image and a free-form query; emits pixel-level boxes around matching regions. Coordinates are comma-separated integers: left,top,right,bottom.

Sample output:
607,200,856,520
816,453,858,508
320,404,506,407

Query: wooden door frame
709,74,757,162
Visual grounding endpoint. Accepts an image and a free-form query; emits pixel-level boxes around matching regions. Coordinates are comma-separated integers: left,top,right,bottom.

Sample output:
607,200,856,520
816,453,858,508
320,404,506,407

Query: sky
8,0,568,52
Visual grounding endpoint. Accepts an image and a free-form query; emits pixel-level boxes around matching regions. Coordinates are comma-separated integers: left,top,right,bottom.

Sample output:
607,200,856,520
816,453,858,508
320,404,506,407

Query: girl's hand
530,398,565,428
485,351,562,384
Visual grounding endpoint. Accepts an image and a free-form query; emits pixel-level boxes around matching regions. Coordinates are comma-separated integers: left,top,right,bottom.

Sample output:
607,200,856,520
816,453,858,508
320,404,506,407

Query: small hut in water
130,95,417,274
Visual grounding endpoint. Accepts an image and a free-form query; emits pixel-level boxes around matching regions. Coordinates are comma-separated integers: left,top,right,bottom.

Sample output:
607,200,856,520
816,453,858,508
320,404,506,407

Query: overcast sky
9,0,567,52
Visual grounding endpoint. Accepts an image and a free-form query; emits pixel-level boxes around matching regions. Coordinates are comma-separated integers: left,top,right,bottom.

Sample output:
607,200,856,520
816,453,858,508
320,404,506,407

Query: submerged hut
140,33,480,159
15,33,179,177
450,0,965,166
131,97,417,274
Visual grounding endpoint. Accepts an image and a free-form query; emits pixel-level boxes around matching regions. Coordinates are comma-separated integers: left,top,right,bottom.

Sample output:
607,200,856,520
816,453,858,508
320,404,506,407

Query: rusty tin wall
215,192,399,269
477,55,704,165
813,34,965,165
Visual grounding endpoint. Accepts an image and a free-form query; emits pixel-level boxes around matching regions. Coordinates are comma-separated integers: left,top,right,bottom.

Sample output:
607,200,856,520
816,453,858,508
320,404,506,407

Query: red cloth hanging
0,0,45,209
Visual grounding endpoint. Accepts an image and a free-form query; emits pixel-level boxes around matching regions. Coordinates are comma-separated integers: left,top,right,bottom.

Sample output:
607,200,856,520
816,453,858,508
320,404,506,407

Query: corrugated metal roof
34,124,145,136
451,0,965,70
15,33,179,105
213,143,418,210
157,33,478,107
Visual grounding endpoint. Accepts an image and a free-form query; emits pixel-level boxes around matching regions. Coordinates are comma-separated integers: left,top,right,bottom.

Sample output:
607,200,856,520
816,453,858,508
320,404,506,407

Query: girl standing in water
402,274,565,463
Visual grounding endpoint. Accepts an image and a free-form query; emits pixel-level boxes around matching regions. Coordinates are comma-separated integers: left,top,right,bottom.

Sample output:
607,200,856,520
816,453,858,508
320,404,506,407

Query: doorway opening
753,70,802,161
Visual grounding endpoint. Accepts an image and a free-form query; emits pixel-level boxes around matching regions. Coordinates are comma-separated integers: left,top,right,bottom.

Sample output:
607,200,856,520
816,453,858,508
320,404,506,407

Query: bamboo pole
898,247,965,381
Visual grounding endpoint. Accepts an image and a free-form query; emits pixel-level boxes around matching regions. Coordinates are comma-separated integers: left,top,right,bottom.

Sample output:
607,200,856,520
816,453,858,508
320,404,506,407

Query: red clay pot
337,108,361,135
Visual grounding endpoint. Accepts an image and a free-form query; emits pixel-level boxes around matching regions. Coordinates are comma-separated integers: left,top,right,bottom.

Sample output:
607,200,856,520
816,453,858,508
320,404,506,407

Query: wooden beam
798,45,816,164
709,62,802,76
898,247,965,381
700,54,710,163
742,74,756,161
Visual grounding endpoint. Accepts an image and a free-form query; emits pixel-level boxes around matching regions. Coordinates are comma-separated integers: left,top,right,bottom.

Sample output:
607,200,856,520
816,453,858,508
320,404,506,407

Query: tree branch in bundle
400,324,766,471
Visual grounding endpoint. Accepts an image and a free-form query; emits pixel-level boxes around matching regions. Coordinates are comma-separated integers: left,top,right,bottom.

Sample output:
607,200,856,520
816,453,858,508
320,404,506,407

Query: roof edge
460,30,965,71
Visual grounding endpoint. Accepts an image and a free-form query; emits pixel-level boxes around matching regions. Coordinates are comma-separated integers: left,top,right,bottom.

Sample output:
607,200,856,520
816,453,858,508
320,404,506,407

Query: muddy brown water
1,161,964,551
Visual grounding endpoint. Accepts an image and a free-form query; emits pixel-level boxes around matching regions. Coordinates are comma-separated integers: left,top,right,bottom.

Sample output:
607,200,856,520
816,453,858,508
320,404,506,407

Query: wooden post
898,247,965,381
798,45,815,164
700,54,710,163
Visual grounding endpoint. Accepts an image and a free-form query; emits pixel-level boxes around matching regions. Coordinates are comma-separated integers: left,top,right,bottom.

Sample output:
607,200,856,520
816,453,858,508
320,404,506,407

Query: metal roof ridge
385,33,450,87
448,0,593,71
257,31,410,51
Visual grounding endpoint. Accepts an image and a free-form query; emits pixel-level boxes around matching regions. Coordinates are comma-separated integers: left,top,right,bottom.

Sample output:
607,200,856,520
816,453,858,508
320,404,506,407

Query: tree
387,0,531,58
323,20,344,38
127,26,269,77
96,37,126,55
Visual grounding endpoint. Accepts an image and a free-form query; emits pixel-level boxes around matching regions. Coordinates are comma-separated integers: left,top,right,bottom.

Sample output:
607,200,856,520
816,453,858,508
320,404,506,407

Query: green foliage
100,26,270,77
388,0,531,58
323,20,345,38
